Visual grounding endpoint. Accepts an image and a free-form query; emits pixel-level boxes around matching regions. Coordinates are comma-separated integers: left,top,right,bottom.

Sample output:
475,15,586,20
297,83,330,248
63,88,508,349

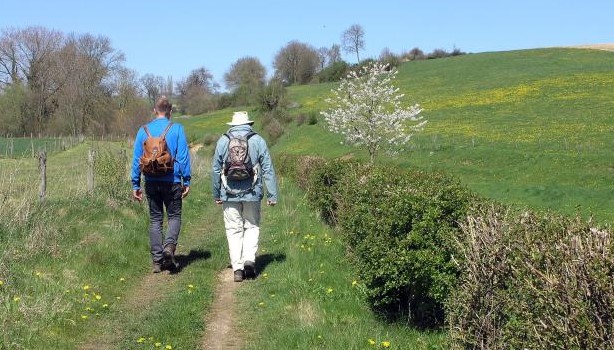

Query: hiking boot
233,269,244,282
152,262,162,273
163,243,178,270
244,261,256,279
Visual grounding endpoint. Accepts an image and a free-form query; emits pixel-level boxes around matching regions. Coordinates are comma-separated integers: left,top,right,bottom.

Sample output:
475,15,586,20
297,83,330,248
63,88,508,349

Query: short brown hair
155,96,172,114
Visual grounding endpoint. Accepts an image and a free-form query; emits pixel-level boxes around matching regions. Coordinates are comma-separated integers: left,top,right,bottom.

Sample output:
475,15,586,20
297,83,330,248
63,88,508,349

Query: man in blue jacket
212,111,278,282
131,96,191,273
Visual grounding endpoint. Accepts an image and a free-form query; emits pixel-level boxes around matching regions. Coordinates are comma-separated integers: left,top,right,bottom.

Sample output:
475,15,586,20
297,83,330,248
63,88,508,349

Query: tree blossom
320,62,426,163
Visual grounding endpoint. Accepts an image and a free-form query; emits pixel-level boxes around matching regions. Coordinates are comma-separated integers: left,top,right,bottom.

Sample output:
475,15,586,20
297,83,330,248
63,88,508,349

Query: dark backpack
223,131,257,181
139,122,174,176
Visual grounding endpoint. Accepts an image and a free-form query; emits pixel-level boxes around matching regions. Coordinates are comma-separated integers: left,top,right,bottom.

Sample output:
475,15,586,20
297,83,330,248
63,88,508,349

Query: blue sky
2,0,613,89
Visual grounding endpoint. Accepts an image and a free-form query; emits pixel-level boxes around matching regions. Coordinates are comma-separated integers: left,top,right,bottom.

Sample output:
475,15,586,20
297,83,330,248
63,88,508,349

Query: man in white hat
212,111,278,282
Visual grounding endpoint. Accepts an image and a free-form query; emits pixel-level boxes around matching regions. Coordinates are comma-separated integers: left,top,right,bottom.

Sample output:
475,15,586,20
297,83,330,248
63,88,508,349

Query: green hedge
277,153,614,344
278,155,475,328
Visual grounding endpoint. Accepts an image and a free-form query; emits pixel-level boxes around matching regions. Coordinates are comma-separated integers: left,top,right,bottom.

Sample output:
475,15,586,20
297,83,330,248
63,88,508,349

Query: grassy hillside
274,48,614,224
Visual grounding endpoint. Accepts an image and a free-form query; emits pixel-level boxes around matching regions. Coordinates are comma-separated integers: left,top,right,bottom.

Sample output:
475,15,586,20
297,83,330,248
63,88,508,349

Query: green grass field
277,48,614,224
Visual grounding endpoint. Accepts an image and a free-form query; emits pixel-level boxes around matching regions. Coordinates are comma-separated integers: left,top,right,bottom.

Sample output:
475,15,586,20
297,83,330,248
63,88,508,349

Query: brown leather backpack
139,122,174,176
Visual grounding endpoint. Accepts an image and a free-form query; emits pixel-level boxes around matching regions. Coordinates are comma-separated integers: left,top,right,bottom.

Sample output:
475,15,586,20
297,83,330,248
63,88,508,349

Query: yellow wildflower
0,280,4,286
326,288,333,294
119,277,126,282
154,342,162,347
382,341,391,348
368,339,376,346
13,296,20,302
352,280,358,287
165,345,173,349
95,294,102,300
82,285,90,291
137,337,146,343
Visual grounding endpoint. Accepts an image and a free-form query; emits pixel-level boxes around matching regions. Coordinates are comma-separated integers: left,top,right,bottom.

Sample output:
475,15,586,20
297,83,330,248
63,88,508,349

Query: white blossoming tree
321,62,426,163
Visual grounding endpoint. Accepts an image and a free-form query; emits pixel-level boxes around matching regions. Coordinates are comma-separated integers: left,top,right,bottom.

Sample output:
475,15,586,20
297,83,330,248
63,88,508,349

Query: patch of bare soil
568,43,614,52
201,268,245,350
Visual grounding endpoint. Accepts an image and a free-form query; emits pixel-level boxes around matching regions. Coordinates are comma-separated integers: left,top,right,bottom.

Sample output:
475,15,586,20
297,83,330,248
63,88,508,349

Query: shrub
94,148,130,202
202,133,218,147
305,159,474,327
317,61,350,82
258,79,287,112
448,206,614,349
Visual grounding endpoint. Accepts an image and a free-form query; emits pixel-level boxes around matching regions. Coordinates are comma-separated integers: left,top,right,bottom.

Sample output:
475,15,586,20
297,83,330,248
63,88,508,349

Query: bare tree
327,44,341,64
341,24,365,63
224,56,266,106
176,66,218,115
140,73,165,107
273,40,320,85
317,47,329,70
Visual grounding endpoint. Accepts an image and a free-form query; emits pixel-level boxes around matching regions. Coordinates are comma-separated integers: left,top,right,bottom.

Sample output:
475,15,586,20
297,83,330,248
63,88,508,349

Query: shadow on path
255,252,286,276
170,249,211,274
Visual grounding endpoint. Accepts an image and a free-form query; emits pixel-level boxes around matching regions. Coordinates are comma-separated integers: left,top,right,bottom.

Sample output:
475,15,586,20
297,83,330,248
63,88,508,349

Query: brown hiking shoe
163,243,178,270
152,262,162,273
233,269,244,282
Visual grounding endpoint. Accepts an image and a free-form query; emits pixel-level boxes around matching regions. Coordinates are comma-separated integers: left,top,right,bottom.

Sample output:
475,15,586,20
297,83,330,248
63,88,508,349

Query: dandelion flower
102,304,109,308
165,345,173,349
326,288,334,294
137,337,146,343
81,315,88,320
95,294,102,300
154,342,162,347
382,341,391,348
368,339,376,346
82,285,90,291
13,296,20,302
352,280,358,287
0,280,4,286
119,277,126,282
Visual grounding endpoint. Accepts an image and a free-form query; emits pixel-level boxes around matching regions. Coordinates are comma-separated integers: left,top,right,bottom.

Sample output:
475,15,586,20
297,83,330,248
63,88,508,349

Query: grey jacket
212,124,278,202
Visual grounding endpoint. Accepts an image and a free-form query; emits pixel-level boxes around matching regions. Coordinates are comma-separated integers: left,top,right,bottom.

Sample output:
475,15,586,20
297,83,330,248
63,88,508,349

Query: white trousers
223,201,261,271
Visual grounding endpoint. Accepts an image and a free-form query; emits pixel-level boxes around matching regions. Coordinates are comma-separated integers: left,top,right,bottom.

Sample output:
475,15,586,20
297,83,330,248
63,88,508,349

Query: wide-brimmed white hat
226,111,254,126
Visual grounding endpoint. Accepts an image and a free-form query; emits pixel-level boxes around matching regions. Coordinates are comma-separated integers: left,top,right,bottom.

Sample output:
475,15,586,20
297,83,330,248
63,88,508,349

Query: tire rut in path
201,268,245,350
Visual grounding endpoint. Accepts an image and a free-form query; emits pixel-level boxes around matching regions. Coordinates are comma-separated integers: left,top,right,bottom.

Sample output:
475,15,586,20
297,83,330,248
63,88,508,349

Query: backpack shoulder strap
160,122,173,139
143,125,152,138
245,131,257,140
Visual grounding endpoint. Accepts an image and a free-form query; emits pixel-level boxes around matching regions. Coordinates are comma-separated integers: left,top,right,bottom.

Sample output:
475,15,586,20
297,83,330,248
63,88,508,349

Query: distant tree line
0,24,466,136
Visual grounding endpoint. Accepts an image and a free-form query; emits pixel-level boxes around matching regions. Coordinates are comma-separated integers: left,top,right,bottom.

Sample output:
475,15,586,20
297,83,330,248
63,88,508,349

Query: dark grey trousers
145,182,183,263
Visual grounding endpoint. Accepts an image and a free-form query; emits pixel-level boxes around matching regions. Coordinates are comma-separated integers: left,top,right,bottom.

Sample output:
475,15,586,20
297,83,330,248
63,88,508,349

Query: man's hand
267,200,277,206
215,199,223,205
132,189,143,202
182,186,190,199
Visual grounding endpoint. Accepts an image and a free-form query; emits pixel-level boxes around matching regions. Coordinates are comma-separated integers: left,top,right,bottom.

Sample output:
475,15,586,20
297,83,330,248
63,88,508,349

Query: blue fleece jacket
131,117,191,190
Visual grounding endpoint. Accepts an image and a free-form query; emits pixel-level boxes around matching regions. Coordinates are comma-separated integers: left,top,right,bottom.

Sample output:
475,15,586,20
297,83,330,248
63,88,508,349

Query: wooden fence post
87,149,95,195
38,151,46,202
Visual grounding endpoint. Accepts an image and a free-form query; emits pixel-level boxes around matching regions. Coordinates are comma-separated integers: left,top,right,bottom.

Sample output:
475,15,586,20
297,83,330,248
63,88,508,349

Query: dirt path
201,268,245,350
